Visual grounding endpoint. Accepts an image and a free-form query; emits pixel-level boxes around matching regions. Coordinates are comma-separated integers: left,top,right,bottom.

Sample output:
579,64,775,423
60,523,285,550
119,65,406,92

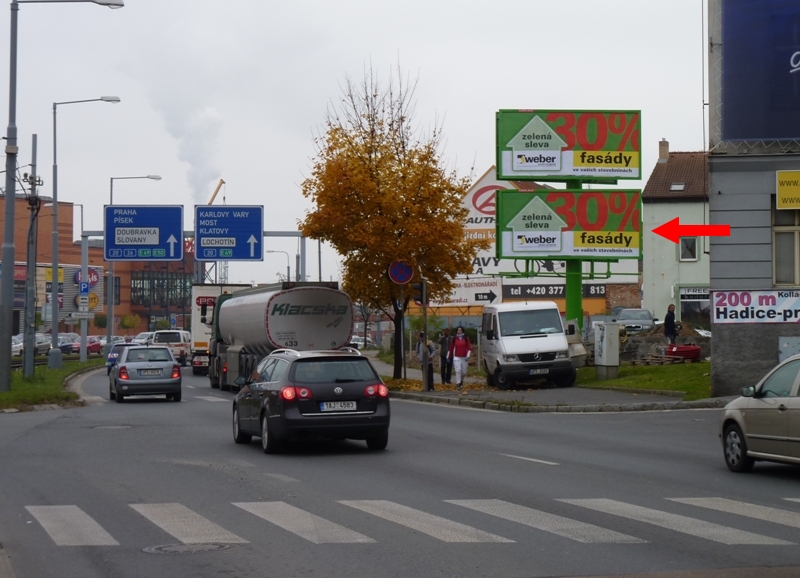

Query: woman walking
447,326,472,389
664,304,677,344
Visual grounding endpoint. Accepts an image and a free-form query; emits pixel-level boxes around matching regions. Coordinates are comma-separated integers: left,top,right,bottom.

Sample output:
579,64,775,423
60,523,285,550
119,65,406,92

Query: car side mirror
653,318,659,323
234,376,248,387
741,386,756,398
611,318,616,322
485,329,495,341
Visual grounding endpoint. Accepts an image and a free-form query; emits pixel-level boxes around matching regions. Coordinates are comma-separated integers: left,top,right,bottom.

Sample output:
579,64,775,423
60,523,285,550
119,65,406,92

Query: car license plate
529,368,549,375
320,401,357,411
139,369,162,376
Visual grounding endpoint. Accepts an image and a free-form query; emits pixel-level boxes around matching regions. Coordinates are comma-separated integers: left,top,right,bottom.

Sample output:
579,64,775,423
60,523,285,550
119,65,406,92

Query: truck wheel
485,361,495,387
555,367,577,388
494,369,515,390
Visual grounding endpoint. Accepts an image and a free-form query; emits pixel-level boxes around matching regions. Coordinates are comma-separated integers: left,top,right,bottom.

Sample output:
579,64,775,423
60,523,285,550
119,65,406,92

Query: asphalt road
1,367,799,578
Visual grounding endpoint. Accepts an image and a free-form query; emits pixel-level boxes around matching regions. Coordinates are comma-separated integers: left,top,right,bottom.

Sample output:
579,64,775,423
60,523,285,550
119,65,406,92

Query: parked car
348,336,376,349
11,336,22,356
232,349,390,453
108,345,182,403
613,308,658,334
57,336,79,354
67,336,104,355
32,333,52,356
105,342,138,375
720,354,800,472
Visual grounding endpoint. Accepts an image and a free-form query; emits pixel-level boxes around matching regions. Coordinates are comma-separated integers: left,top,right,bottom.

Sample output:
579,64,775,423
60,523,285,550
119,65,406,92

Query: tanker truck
204,282,353,390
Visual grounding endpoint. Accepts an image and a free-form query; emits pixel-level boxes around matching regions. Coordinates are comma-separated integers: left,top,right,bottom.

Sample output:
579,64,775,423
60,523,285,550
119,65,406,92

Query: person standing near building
664,304,677,344
447,325,472,390
438,328,452,385
416,332,435,391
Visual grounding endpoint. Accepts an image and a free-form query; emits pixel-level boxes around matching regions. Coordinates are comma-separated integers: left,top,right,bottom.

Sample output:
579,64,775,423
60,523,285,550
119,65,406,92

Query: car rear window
126,348,173,362
292,358,377,383
154,332,182,344
110,343,134,354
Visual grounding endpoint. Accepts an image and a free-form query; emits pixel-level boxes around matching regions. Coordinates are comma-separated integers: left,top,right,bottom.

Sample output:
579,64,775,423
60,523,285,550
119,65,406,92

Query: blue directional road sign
194,205,264,261
104,205,184,261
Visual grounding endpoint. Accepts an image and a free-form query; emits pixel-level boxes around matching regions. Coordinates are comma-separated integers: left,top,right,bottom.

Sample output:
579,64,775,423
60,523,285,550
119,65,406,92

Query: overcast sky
0,0,707,285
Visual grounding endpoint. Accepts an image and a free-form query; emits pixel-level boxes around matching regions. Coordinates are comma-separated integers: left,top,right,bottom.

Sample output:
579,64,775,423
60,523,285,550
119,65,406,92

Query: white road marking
500,453,559,466
446,499,644,543
194,396,228,402
672,497,800,529
129,503,247,544
234,502,374,543
560,499,792,545
186,385,195,389
339,500,513,543
264,473,299,482
25,505,118,546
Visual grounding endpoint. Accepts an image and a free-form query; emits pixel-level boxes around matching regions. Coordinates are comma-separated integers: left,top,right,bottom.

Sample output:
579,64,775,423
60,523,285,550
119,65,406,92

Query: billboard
720,0,800,141
496,110,641,181
495,189,642,261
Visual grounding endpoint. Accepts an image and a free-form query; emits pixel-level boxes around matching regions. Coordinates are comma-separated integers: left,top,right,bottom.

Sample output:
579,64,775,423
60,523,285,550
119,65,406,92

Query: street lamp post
107,175,161,344
49,96,120,369
0,0,125,391
265,250,290,283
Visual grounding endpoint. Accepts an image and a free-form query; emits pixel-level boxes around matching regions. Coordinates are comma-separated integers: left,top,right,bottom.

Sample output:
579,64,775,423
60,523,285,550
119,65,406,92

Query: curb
389,391,727,413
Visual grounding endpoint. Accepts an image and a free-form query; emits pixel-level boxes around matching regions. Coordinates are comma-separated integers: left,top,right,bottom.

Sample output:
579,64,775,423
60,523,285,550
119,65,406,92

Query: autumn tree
119,314,141,334
299,66,489,378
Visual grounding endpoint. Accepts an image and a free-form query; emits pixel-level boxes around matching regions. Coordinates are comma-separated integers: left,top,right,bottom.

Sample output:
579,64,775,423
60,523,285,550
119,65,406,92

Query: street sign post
496,110,641,182
104,205,184,261
194,205,264,261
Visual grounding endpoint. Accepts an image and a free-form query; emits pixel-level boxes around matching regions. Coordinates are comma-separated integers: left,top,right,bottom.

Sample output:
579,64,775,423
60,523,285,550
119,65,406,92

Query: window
669,182,686,192
760,359,800,398
679,237,698,261
774,206,800,285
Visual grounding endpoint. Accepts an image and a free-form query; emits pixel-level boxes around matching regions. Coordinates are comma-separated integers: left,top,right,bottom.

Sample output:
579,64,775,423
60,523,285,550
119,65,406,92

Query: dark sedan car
108,346,182,403
232,349,390,453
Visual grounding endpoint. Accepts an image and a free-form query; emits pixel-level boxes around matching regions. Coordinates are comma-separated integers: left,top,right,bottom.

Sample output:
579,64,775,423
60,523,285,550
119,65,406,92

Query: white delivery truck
190,284,251,375
480,300,577,389
205,282,353,390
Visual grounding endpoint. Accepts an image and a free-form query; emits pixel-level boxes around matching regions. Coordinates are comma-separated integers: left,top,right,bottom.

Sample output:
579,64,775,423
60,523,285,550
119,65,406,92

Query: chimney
658,138,669,163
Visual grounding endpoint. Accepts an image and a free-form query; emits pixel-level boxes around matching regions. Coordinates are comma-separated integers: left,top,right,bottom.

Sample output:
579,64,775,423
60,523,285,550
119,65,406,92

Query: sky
0,0,708,285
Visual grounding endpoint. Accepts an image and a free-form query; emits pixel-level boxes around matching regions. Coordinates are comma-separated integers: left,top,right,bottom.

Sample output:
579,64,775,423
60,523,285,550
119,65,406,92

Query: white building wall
642,201,710,318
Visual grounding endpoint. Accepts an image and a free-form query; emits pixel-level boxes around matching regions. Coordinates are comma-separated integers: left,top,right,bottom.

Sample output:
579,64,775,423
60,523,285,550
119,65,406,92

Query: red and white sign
73,268,100,287
196,295,216,307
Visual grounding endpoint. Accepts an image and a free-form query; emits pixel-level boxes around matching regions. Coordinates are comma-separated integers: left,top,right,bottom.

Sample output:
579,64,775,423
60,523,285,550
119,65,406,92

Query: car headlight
503,354,519,362
556,350,569,359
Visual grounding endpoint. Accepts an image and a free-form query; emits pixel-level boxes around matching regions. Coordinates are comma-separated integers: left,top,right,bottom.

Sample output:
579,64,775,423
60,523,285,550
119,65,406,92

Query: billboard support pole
565,179,583,331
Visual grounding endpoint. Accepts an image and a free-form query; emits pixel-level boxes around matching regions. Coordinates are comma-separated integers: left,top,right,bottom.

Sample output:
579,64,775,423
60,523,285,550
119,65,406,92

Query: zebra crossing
21,495,800,548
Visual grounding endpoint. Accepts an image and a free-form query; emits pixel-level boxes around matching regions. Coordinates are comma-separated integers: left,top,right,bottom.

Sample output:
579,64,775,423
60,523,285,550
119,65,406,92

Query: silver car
720,354,800,472
108,346,182,403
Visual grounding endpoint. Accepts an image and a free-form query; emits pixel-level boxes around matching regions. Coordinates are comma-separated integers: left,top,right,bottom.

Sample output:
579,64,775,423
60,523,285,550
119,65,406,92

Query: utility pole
23,135,42,378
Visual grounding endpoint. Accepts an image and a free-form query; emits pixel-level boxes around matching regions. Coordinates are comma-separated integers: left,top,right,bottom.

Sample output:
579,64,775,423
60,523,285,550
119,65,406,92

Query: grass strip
0,358,106,411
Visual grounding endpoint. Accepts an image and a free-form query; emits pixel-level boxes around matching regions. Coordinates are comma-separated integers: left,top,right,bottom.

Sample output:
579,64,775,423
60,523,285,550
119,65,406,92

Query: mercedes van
481,301,576,389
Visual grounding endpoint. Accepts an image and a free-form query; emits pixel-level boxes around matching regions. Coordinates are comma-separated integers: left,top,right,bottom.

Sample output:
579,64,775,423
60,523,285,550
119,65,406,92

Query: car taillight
364,384,389,397
223,362,227,374
281,387,296,401
280,386,313,400
118,366,129,380
171,365,181,378
296,387,313,399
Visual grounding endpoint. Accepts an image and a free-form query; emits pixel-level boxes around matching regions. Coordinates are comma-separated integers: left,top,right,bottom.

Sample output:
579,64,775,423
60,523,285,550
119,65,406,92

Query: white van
481,301,576,389
153,330,191,366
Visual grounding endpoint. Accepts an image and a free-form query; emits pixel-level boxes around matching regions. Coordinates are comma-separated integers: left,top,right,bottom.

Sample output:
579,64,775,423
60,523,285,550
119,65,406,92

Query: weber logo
513,152,560,171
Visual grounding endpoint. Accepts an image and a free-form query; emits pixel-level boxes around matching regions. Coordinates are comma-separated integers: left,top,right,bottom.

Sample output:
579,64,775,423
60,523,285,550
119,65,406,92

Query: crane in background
201,179,228,283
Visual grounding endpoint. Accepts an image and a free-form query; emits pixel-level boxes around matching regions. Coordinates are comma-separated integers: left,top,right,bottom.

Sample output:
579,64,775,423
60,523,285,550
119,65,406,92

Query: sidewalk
361,350,732,414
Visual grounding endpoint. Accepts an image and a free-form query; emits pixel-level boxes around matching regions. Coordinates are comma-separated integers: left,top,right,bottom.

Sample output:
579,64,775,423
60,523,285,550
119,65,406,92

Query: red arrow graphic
652,217,730,244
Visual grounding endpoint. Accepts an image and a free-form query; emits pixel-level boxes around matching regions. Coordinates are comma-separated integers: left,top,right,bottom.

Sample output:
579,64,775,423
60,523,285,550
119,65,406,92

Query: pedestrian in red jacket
447,325,471,389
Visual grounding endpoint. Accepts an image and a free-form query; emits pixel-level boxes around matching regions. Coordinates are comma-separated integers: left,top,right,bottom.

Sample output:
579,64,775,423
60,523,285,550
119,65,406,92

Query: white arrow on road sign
248,235,258,257
167,235,178,257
